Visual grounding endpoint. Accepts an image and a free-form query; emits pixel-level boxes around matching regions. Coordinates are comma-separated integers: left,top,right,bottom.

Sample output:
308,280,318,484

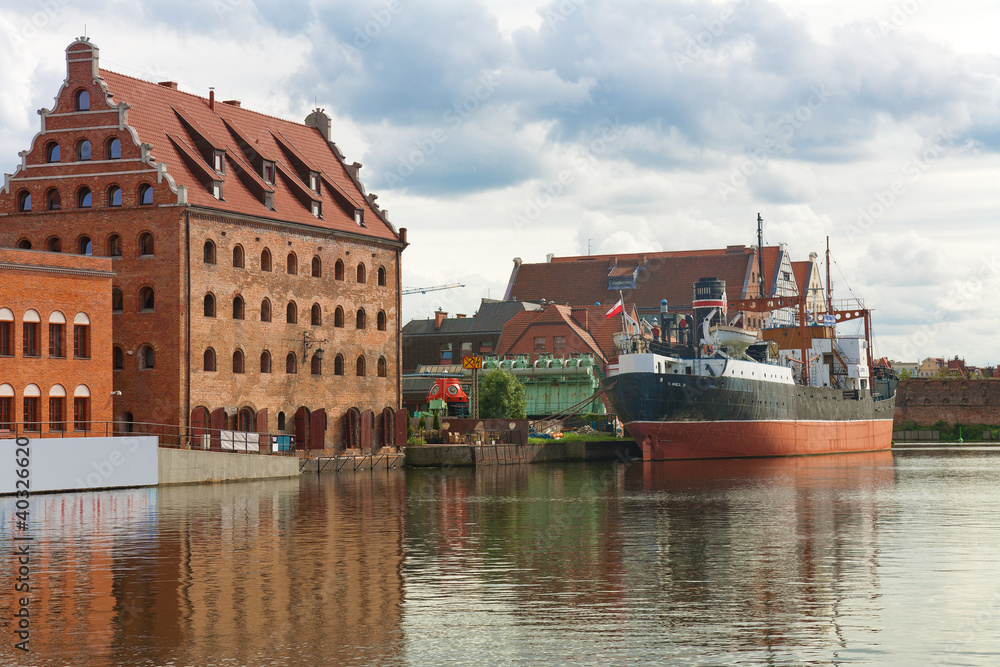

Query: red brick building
0,247,113,435
0,38,406,449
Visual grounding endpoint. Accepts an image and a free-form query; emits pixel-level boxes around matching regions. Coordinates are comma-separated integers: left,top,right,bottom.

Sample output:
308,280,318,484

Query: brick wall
894,379,1000,425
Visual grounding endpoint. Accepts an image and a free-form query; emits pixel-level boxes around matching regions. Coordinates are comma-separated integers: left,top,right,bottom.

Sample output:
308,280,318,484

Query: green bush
479,368,528,419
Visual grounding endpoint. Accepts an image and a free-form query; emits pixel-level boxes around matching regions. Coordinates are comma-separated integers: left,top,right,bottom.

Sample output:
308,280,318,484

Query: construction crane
402,283,464,296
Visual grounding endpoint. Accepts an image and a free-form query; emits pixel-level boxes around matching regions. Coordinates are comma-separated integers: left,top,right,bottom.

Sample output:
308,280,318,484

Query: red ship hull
627,419,894,460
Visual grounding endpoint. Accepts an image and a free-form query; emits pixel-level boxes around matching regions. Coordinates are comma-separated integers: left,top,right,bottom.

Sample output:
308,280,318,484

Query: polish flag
605,298,624,319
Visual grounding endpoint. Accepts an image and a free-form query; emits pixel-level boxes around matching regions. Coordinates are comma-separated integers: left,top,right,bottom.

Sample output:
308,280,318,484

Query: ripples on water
3,449,1000,665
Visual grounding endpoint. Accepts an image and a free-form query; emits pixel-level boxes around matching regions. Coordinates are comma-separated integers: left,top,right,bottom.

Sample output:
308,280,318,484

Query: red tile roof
98,69,400,242
495,303,639,362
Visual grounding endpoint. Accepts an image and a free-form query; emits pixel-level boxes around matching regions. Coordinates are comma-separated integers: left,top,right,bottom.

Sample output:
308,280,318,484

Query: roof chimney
305,108,332,142
209,87,215,111
546,253,555,263
608,256,618,270
638,254,647,267
399,227,407,244
456,313,467,319
158,81,179,90
434,310,447,330
571,307,589,330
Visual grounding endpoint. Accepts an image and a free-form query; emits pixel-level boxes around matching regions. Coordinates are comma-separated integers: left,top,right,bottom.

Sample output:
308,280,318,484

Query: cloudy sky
2,0,1000,365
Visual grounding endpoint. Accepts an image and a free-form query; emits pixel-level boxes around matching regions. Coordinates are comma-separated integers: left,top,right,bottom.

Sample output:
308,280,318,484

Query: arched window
356,308,366,329
46,189,61,210
260,299,272,322
286,353,297,374
17,191,31,212
286,301,297,324
238,408,254,432
377,310,387,331
311,303,322,326
335,259,344,281
277,411,286,430
311,256,322,277
204,293,216,317
357,263,366,283
356,355,366,377
204,348,217,371
46,143,60,163
311,354,322,375
334,354,344,376
112,346,123,371
139,233,154,256
75,89,90,111
260,350,272,373
203,240,216,264
107,138,121,160
77,187,92,208
287,252,298,275
233,349,245,374
17,240,31,249
233,296,245,320
139,286,155,311
47,237,62,252
139,345,155,369
78,236,93,255
261,248,272,272
378,356,387,377
233,245,245,268
112,288,123,313
378,266,387,286
108,185,122,207
138,184,153,205
76,140,91,161
107,234,122,257
334,306,344,328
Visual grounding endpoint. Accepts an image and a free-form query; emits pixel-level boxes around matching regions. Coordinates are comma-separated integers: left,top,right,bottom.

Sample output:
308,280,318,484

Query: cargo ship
601,226,895,460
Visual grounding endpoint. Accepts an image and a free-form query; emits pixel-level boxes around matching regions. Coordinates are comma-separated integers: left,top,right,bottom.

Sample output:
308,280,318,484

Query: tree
899,368,912,380
478,368,527,419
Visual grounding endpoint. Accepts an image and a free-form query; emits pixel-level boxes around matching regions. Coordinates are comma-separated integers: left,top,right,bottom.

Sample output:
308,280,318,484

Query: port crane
401,283,464,295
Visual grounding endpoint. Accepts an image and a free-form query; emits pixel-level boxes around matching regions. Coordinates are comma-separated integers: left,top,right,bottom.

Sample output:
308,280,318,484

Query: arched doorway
237,407,255,432
361,409,375,452
191,406,210,449
294,407,310,451
379,407,395,450
344,407,361,450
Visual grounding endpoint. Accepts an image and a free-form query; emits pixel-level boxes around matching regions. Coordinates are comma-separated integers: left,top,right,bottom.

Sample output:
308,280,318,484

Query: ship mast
757,213,765,299
826,236,833,315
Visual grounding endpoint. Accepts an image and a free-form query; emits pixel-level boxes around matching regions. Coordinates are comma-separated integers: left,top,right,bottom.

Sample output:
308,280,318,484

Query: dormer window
214,150,225,173
264,192,274,210
354,210,364,226
212,181,222,200
311,201,321,218
263,161,275,185
309,171,319,193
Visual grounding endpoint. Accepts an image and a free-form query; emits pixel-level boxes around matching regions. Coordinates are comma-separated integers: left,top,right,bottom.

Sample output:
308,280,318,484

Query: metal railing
0,420,298,456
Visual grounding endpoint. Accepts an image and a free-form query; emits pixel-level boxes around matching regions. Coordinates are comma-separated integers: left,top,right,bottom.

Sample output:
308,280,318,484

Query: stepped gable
97,69,399,241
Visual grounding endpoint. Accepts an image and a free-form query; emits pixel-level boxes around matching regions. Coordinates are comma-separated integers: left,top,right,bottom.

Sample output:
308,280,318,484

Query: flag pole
619,289,628,336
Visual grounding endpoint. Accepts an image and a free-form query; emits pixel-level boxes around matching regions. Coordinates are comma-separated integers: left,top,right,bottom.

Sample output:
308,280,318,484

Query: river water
2,448,1000,666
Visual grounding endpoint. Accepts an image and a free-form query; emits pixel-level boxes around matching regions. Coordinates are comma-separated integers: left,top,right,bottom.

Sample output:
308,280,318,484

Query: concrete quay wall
158,448,300,485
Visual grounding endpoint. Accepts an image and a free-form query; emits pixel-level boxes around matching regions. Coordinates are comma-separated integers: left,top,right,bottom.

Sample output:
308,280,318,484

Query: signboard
462,356,483,369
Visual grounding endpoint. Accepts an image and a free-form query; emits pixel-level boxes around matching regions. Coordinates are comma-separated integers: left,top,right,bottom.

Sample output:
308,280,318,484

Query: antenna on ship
826,236,833,315
757,213,765,298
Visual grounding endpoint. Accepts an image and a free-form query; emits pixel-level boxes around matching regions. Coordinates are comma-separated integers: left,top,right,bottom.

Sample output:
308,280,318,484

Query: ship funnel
693,277,726,354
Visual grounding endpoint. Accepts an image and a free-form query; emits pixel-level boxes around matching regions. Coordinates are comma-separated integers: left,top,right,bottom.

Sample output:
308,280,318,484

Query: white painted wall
0,436,158,494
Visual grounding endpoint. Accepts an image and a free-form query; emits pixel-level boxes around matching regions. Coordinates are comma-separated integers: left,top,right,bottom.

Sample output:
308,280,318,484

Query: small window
334,354,344,376
49,394,65,431
214,150,224,173
263,161,275,184
107,138,121,160
277,411,285,430
357,263,366,284
0,318,11,357
75,89,90,111
48,319,65,358
139,287,155,311
286,302,297,324
233,245,245,268
378,266,387,286
378,357,387,377
204,293,216,317
356,308,366,330
534,337,546,351
204,240,216,264
261,248,272,272
77,140,91,161
78,236,93,255
139,233,154,256
311,303,321,326
311,354,322,375
112,288,123,313
22,321,40,357
204,348,217,371
356,356,366,377
377,310,387,331
233,349,245,374
17,191,31,212
108,186,122,207
139,345,155,369
46,189,61,210
309,172,319,192
287,252,298,275
261,299,272,322
260,350,272,373
212,181,222,200
312,256,322,277
47,237,62,252
73,393,90,432
335,260,344,281
334,307,344,328
107,234,122,257
46,143,60,163
78,188,92,208
554,336,566,350
17,240,31,250
311,201,321,218
233,296,245,320
286,353,297,374
138,184,153,205
113,346,123,370
23,396,40,432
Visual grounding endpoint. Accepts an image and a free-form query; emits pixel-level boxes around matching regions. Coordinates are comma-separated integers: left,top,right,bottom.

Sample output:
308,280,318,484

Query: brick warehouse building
0,247,113,435
0,38,407,450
